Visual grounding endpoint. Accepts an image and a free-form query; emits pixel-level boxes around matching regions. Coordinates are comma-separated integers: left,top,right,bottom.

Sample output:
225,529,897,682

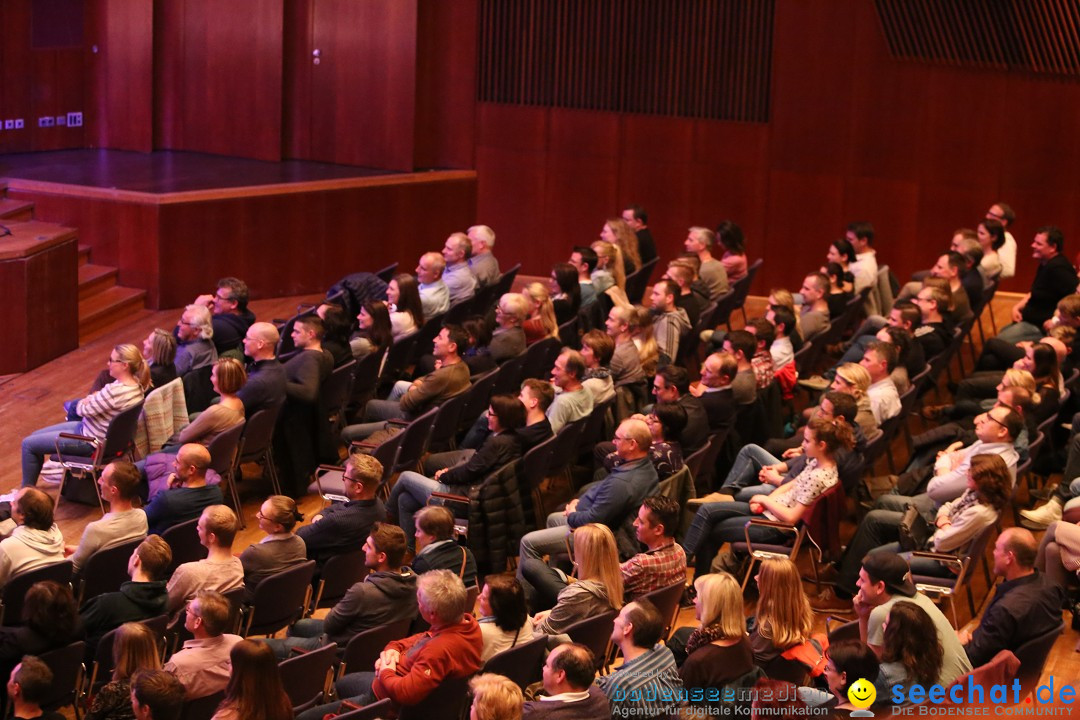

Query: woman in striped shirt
21,343,148,487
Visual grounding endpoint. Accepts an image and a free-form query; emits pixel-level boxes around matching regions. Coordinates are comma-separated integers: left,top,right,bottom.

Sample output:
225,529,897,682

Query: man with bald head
440,233,478,307
467,225,500,287
518,419,659,587
960,527,1064,667
238,321,286,416
144,444,223,536
416,251,450,317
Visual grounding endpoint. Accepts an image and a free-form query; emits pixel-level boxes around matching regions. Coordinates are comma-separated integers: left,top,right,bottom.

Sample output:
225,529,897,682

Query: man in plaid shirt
622,496,687,600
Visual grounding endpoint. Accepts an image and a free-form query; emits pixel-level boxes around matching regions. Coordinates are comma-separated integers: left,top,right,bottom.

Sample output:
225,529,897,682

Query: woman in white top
387,273,424,340
477,574,534,662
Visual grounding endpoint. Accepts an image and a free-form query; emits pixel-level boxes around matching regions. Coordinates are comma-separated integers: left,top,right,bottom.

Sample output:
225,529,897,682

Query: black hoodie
81,580,169,649
211,308,256,354
323,569,418,646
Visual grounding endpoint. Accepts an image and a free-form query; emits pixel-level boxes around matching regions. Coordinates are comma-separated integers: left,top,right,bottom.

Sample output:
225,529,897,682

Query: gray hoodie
0,524,65,588
322,568,419,646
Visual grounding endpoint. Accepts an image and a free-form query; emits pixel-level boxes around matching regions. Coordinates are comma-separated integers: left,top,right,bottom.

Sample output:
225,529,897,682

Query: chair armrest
58,432,96,444
350,441,378,450
744,518,798,532
289,645,313,656
386,418,409,427
910,551,964,575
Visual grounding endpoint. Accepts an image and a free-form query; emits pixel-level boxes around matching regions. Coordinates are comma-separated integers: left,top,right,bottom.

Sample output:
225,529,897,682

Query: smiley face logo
847,678,876,709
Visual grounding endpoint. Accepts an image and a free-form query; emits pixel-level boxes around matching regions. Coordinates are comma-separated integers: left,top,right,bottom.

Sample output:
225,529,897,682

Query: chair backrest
244,560,317,636
1013,622,1064,694
492,263,522,298
392,405,441,474
732,258,763,306
637,580,686,640
98,401,147,464
236,406,281,463
38,640,86,711
574,397,614,457
182,365,216,414
335,698,394,720
398,674,473,720
491,353,526,396
0,560,74,626
459,368,498,430
520,337,562,381
410,313,447,366
322,359,358,420
558,315,581,349
517,432,560,527
162,518,209,576
79,535,146,604
205,420,246,476
278,641,339,712
180,690,225,720
426,391,467,453
313,549,367,610
625,256,660,304
341,618,414,676
481,635,547,690
377,332,419,394
563,610,617,672
91,614,170,690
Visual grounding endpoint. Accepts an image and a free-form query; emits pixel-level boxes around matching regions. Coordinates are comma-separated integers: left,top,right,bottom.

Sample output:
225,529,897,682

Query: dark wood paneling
414,0,477,169
0,240,78,374
86,0,153,151
153,0,282,161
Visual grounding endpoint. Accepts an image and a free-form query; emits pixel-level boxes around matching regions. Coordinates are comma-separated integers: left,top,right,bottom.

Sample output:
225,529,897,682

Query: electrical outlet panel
38,116,55,128
14,119,23,129
3,120,13,130
56,116,67,126
67,112,83,128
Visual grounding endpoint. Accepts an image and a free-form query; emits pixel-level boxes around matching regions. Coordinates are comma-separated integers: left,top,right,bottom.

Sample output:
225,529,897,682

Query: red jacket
372,613,482,708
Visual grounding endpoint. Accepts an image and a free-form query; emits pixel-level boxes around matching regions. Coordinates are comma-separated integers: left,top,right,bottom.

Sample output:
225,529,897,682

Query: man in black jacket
263,524,418,658
997,226,1078,344
192,277,256,354
237,322,286,417
412,506,477,588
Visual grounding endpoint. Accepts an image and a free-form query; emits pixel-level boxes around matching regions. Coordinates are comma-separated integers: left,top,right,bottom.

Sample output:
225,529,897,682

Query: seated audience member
550,262,581,325
412,506,478,589
664,261,708,328
547,349,594,433
591,239,625,294
651,365,708,452
518,419,658,574
142,357,247,498
621,497,687,600
684,226,729,300
798,272,832,339
350,300,393,361
416,251,451,317
342,325,470,440
824,261,854,317
747,558,820,683
236,322,286,417
623,205,657,265
165,506,243,619
296,452,386,568
580,330,616,405
716,219,748,283
174,305,218,377
143,444,223,536
296,570,482,720
164,590,243,700
874,601,946,701
997,226,1077,344
860,342,902,424
602,217,642,276
238,495,306,597
801,640,880,711
315,302,354,367
131,668,186,720
264,523,416,659
599,404,686,480
596,599,682,718
81,536,171,651
1036,519,1080,588
467,225,500,287
570,246,599,307
142,329,179,389
632,306,661,377
682,417,853,579
86,622,162,720
283,315,333,403
975,220,1005,280
522,644,608,720
522,283,560,345
961,528,1064,667
824,237,857,293
470,674,523,720
491,293,529,362
0,489,64,589
722,330,758,404
477,574,534,662
391,394,524,537
529,524,624,632
441,232,478,308
911,284,954,357
676,573,754,686
193,277,255,354
690,352,738,430
461,378,554,452
68,460,148,574
0,582,85,691
650,279,691,365
386,273,425,340
744,321,776,390
22,344,149,488
212,640,292,720
827,363,879,440
846,221,878,294
6,656,66,720
605,306,646,388
765,308,798,381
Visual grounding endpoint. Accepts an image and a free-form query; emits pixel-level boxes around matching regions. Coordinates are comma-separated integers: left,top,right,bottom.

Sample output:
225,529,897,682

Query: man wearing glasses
174,304,217,376
297,452,386,570
192,276,255,354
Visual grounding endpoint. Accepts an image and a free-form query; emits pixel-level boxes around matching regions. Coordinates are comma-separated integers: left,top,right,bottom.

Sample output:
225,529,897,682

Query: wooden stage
0,149,478,310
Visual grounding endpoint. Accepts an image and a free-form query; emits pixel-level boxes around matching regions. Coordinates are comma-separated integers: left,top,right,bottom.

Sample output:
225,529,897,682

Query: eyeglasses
981,413,1010,432
613,434,633,443
214,293,233,301
107,357,123,364
343,474,362,485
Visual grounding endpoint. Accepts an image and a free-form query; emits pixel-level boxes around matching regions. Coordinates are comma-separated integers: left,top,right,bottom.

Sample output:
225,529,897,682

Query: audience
141,329,179,389
477,574,534,662
569,246,599,307
67,460,147,574
521,282,560,345
296,452,386,568
143,444,223,537
174,304,217,376
623,205,657,265
164,590,242,700
86,622,162,720
469,673,523,720
416,251,450,317
490,293,529,361
386,273,425,339
0,581,85,693
193,277,255,354
130,668,186,720
441,232,478,308
238,495,306,597
621,496,687,600
677,573,754,686
412,506,478,588
522,644,607,720
684,226,729,300
81,535,171,651
550,262,581,325
546,349,594,433
0,489,65,589
236,322,286,417
605,305,646,388
530,524,623,634
579,330,616,405
165,506,243,619
6,656,65,720
350,299,393,360
748,558,819,684
874,601,945,701
467,225,500,287
596,598,683,718
211,640,291,720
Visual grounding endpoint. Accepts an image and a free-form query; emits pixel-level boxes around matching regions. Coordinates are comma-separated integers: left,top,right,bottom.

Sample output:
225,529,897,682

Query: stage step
78,244,91,266
0,197,34,222
79,285,148,344
79,263,118,301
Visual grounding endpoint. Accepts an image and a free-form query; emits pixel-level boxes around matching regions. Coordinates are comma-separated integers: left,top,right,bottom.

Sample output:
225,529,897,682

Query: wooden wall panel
414,0,477,169
153,0,283,161
86,0,153,151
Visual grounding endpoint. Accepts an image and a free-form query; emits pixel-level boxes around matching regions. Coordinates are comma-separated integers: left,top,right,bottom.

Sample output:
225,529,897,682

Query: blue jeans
389,471,453,546
262,618,328,660
996,321,1043,345
21,421,93,487
517,513,571,600
295,671,376,720
682,501,789,578
720,444,781,492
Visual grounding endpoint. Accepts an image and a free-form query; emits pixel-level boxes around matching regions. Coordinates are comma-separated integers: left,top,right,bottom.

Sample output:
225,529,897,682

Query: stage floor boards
0,149,397,193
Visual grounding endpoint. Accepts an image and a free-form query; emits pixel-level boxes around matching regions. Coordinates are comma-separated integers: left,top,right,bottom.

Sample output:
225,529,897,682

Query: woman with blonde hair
212,640,292,720
601,217,641,274
142,328,178,388
21,342,149,488
521,282,559,345
752,557,817,681
85,622,162,720
531,523,623,636
678,573,754,687
829,362,878,439
239,495,307,598
630,306,660,377
591,240,626,293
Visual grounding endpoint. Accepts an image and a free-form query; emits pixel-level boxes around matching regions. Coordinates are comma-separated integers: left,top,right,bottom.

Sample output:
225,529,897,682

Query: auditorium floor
2,290,1076,712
